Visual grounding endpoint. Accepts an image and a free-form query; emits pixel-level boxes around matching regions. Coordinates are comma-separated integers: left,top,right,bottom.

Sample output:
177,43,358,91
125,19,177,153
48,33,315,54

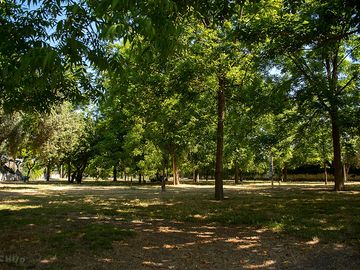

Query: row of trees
0,0,359,198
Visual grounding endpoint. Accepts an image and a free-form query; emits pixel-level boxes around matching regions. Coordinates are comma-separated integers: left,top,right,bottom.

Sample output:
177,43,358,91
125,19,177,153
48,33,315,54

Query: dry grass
0,180,359,269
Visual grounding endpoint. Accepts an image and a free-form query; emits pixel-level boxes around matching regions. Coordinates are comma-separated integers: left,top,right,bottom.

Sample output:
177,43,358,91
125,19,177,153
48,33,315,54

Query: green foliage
1,0,359,184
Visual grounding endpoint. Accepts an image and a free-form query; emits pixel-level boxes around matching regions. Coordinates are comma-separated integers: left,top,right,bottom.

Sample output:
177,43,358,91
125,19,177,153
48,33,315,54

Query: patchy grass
0,181,359,268
45,223,135,252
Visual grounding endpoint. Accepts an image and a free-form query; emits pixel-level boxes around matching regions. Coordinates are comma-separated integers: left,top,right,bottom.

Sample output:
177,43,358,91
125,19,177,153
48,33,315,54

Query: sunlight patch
40,256,57,264
158,226,183,233
192,214,208,220
236,243,259,249
98,258,113,263
0,204,41,211
142,261,164,267
244,259,276,269
306,236,319,245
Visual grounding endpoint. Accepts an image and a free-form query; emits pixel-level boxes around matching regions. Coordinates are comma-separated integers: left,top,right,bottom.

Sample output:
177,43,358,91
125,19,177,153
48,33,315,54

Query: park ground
0,180,359,269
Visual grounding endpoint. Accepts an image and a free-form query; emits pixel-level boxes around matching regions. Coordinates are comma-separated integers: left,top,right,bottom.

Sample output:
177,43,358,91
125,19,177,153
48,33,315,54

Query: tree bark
172,153,180,185
234,162,239,184
330,109,344,191
270,154,274,188
281,166,288,182
139,172,142,184
324,162,328,185
193,169,199,183
215,75,225,200
67,159,72,183
113,164,117,182
46,162,51,182
25,159,36,179
343,164,349,182
60,164,64,179
161,168,166,192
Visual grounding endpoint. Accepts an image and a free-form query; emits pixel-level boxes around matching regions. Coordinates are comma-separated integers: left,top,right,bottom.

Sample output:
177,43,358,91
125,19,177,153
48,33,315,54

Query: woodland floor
0,180,359,270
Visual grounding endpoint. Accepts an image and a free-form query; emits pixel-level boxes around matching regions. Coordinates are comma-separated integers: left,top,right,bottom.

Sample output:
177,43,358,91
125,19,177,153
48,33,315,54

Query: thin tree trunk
25,159,36,179
193,169,199,183
270,154,274,188
46,162,51,182
324,162,328,185
343,164,348,182
235,162,239,184
330,109,344,191
161,168,166,192
139,172,142,184
60,164,64,179
67,159,71,183
113,164,117,182
75,161,87,184
215,75,225,200
172,153,179,185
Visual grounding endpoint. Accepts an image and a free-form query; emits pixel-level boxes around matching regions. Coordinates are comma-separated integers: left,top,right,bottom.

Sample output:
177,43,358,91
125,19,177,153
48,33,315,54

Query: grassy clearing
0,181,359,268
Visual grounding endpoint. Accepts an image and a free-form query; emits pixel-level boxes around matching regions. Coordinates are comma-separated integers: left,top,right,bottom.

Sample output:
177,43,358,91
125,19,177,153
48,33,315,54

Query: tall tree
268,0,360,190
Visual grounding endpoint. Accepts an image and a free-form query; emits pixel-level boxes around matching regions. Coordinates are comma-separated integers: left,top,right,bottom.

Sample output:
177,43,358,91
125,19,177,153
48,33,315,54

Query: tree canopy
1,0,359,196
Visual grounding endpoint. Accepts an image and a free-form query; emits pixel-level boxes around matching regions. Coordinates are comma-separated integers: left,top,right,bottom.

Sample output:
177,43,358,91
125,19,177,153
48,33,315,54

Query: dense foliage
0,0,359,196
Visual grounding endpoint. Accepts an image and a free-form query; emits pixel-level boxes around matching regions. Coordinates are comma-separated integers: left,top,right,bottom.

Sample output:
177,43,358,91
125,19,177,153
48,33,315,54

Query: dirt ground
1,182,360,270
89,221,360,270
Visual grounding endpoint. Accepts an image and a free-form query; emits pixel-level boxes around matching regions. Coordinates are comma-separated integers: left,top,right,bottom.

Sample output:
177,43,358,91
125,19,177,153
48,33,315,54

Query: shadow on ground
0,182,359,269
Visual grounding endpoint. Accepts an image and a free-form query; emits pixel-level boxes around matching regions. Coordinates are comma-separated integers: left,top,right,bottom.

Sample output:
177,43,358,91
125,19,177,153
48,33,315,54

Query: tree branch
336,75,357,96
337,44,360,68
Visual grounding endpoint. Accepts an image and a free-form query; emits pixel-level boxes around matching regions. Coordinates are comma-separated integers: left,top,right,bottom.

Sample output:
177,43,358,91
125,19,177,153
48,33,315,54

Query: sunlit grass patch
0,204,42,211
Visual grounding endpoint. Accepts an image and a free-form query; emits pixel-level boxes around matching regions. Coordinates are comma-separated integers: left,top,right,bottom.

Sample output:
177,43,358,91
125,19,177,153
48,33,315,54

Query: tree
268,0,360,190
0,1,92,113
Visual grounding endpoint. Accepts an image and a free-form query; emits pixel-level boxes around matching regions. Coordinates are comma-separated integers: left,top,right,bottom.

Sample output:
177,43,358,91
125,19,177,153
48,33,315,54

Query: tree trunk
193,169,199,183
46,162,51,182
71,171,76,183
215,75,225,200
234,163,239,184
330,109,344,191
67,160,71,183
281,166,288,182
324,162,328,185
113,164,117,182
75,171,82,184
270,154,274,188
139,172,142,184
161,168,166,192
284,166,288,182
60,164,64,179
343,164,349,182
172,153,180,185
75,169,82,184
